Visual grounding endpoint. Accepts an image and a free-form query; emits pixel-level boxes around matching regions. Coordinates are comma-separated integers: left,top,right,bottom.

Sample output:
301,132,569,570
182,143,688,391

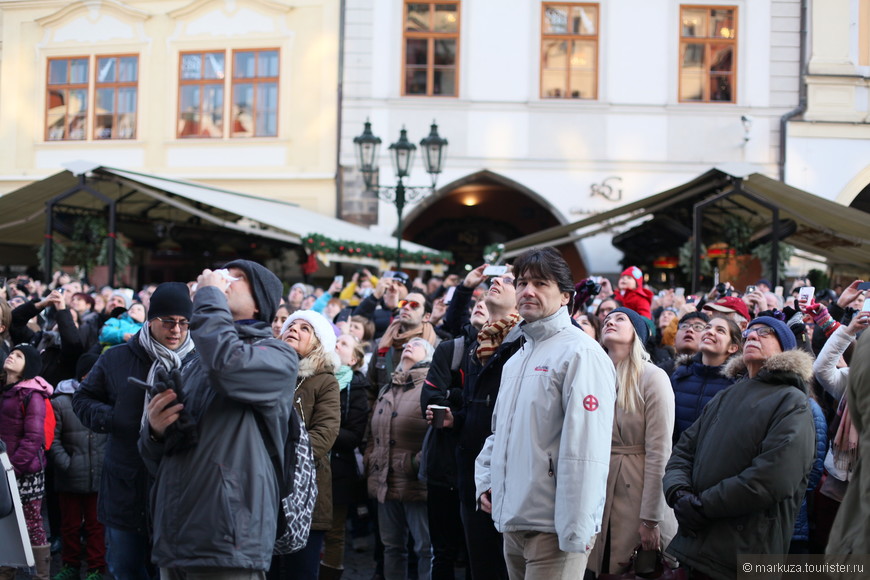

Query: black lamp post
353,120,447,271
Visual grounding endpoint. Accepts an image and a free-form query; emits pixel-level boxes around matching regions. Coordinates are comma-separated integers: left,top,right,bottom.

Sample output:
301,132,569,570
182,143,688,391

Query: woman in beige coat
366,337,435,580
590,307,677,576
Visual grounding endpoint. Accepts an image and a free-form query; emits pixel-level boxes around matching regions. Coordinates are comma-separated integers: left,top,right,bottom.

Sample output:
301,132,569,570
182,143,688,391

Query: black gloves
151,367,199,456
673,490,707,535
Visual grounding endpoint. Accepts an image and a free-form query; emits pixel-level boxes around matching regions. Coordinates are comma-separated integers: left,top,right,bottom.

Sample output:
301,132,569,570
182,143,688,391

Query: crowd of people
0,250,868,580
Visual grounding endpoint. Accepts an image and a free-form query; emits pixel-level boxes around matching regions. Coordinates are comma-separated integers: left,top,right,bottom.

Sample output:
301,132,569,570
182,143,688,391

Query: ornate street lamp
353,120,448,271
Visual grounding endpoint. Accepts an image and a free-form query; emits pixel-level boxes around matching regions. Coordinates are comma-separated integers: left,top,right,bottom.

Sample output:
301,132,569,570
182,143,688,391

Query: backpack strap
450,336,465,372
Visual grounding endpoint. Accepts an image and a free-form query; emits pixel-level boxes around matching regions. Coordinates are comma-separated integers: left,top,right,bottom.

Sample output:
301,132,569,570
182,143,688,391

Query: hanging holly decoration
302,233,453,266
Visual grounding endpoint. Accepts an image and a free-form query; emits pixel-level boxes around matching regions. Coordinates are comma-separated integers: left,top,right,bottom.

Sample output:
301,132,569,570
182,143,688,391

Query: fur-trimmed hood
675,351,740,370
296,350,340,380
722,349,815,392
674,352,697,368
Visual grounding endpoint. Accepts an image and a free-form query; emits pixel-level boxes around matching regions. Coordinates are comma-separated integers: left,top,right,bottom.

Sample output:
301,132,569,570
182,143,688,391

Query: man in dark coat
663,316,816,579
73,282,196,580
425,264,522,580
140,261,298,578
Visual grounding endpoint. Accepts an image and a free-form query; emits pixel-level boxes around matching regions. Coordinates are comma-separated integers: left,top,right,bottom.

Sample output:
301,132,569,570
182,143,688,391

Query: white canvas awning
0,161,445,271
502,167,870,274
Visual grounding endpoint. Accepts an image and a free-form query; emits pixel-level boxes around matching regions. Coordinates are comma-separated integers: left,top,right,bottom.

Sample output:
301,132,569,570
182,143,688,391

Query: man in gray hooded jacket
140,261,298,580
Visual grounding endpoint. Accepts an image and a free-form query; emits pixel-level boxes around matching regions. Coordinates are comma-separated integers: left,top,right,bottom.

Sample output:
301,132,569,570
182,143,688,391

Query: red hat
620,266,644,286
703,295,750,321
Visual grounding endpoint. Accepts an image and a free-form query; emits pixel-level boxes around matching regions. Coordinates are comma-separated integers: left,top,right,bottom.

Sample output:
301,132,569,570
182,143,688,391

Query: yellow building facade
0,0,339,216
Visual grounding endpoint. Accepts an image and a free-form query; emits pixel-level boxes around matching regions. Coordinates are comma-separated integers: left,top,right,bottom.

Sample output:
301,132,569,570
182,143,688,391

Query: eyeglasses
156,318,190,330
491,276,516,287
398,300,422,310
742,326,775,339
678,322,707,332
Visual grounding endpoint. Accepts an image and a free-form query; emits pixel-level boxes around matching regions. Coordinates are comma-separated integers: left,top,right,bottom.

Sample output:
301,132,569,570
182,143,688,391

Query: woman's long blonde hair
614,332,650,414
297,333,340,379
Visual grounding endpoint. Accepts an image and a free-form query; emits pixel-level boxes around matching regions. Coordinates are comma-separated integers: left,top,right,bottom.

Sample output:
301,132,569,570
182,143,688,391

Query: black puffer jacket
419,336,466,489
331,370,369,506
663,350,816,579
49,381,107,494
670,353,737,443
73,331,189,533
453,325,524,509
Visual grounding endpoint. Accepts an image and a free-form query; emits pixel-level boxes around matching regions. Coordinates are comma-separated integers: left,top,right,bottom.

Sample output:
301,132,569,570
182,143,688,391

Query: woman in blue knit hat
663,315,816,578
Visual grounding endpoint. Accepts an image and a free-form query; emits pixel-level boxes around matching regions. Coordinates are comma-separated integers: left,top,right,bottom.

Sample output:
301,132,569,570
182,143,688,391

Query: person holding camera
354,272,411,343
73,282,196,580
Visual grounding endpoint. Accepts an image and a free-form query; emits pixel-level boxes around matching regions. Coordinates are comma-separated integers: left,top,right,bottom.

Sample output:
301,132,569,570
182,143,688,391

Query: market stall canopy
0,161,448,271
502,166,870,274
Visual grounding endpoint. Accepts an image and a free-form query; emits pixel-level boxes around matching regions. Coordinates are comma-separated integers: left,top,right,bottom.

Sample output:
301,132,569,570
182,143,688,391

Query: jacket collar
520,306,571,343
392,362,429,390
9,375,54,396
722,349,814,393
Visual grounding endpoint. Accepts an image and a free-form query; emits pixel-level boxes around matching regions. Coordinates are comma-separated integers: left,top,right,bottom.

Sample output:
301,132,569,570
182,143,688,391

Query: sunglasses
156,318,190,330
742,326,775,339
398,300,422,310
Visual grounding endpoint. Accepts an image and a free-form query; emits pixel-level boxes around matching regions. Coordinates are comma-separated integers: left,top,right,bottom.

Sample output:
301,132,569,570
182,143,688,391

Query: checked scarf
476,313,520,365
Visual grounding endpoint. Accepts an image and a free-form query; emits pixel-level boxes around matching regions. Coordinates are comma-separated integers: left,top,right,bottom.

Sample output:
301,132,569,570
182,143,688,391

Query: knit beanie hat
620,266,644,287
608,307,650,345
10,344,42,380
111,289,132,309
280,310,337,354
75,352,100,382
747,316,797,351
148,282,193,321
223,260,282,323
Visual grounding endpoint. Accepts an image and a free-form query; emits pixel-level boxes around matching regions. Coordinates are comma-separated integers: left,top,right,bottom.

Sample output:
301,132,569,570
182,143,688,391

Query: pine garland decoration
302,233,453,266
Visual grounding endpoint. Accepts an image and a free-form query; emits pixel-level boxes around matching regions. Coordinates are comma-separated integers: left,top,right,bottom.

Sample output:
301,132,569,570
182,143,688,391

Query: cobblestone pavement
16,530,468,579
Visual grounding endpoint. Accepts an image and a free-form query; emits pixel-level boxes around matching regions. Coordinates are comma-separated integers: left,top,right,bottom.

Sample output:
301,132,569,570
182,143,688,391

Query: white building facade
785,0,870,208
339,0,806,274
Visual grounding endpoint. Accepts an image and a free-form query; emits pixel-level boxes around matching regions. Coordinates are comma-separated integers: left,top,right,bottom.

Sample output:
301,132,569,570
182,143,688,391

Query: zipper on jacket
548,453,555,479
486,394,491,407
296,395,305,424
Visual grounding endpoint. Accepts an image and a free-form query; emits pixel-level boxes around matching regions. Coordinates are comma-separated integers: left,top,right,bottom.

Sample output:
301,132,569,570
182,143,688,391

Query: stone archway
402,170,587,275
837,164,870,213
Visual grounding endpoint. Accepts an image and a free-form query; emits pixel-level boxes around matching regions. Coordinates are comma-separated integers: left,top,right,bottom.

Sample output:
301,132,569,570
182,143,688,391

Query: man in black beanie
140,262,298,578
73,281,197,580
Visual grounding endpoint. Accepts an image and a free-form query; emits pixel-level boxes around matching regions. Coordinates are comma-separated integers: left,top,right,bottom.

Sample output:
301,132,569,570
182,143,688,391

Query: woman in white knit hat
269,310,341,580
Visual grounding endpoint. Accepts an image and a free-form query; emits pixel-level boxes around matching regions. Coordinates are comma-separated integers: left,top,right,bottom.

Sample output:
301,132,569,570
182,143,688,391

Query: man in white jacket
475,247,616,579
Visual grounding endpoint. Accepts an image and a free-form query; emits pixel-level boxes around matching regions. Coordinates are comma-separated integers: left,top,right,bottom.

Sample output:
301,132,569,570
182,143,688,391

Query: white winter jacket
475,306,616,553
813,324,855,482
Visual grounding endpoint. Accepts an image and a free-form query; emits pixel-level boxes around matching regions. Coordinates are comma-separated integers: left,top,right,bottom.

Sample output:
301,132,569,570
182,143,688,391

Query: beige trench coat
590,361,678,574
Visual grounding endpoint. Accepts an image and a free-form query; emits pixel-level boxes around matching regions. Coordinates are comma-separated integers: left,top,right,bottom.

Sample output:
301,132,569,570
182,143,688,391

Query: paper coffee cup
430,405,448,428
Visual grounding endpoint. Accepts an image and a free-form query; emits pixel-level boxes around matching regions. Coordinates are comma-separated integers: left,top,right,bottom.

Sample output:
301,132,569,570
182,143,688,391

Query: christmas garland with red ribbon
303,233,453,266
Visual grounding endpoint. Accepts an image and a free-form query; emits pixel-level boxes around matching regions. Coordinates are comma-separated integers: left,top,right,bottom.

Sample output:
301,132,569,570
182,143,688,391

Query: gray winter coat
49,380,107,494
139,286,299,571
663,350,816,579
